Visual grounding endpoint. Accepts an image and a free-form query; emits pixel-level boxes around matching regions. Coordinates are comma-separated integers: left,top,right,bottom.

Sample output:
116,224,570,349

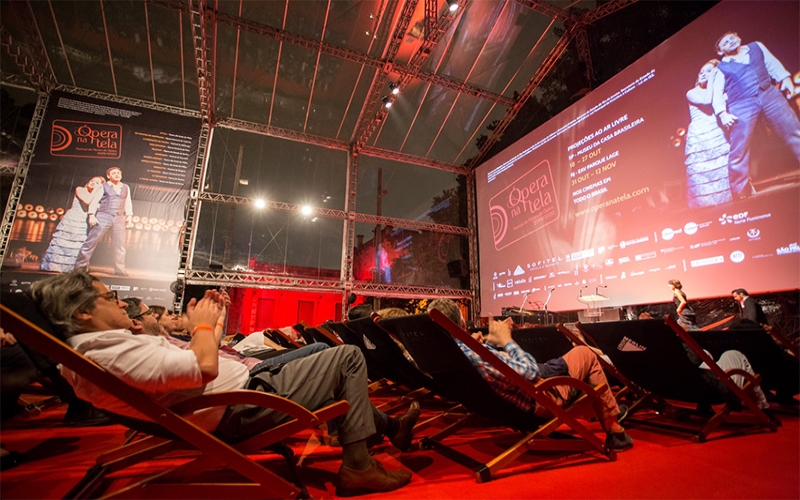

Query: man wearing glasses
30,270,418,495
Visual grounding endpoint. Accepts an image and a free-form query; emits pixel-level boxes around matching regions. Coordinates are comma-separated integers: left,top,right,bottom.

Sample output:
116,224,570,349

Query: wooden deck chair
306,324,343,347
345,315,446,414
379,311,616,483
556,324,647,407
511,326,574,362
0,300,349,499
293,323,318,345
267,328,303,348
690,326,799,406
324,321,393,389
576,317,777,442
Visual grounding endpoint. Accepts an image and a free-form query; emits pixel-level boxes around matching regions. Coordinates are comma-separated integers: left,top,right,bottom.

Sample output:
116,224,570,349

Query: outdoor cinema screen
475,0,800,313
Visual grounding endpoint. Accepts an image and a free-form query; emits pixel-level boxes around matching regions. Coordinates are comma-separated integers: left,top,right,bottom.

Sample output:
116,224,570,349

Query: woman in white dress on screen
40,176,105,272
684,60,732,208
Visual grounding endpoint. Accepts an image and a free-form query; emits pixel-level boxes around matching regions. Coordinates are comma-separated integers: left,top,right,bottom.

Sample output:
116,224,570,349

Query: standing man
74,166,132,276
712,32,800,199
731,288,768,325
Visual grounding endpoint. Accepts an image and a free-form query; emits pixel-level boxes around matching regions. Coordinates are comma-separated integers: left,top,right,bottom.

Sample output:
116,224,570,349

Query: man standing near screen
712,32,800,200
74,166,132,276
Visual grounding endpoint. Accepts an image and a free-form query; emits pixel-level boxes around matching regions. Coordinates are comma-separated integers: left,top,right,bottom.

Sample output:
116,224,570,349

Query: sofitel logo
51,120,122,159
489,160,559,251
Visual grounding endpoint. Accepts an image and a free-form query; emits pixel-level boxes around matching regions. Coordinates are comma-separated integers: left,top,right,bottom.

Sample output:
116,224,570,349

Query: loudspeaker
447,259,468,278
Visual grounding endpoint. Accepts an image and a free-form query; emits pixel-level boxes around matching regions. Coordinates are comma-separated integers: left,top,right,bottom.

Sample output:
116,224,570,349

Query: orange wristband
191,324,215,336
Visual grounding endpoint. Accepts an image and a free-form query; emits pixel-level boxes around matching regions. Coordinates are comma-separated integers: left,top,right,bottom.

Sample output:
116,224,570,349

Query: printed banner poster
3,91,200,306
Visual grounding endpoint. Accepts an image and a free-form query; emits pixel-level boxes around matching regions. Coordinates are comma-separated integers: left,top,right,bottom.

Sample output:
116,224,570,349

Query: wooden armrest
170,390,344,427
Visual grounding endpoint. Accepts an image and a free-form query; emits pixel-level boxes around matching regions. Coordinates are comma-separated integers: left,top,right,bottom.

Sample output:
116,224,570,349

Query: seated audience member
31,270,419,495
731,289,769,325
348,304,374,321
122,297,328,374
637,311,769,410
148,305,178,336
375,308,417,367
1,327,110,426
427,299,633,451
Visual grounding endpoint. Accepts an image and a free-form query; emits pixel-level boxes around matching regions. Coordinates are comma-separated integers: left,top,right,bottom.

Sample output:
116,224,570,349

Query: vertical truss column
574,24,594,87
0,93,49,264
175,125,213,311
466,170,479,321
189,0,216,125
6,1,55,91
340,149,359,318
0,26,52,92
175,0,216,310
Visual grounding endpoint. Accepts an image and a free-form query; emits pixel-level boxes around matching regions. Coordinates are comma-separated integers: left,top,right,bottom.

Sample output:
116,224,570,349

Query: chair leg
269,443,310,499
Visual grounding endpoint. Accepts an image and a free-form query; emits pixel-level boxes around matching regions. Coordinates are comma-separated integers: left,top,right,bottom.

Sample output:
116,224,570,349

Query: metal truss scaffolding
0,93,49,265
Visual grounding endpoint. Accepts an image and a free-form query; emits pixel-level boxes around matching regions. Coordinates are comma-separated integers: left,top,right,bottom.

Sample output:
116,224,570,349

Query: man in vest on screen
712,32,800,200
74,166,132,277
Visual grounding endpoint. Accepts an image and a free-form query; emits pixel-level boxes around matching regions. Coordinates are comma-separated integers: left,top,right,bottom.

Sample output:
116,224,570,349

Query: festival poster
2,90,200,306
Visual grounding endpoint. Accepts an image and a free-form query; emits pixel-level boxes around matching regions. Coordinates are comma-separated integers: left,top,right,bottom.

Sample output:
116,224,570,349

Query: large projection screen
475,0,800,314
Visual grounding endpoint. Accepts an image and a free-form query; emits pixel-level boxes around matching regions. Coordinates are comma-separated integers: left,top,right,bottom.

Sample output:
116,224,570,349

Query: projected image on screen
475,0,800,313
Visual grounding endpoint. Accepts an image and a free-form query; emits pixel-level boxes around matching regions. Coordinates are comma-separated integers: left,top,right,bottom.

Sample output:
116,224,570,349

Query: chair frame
1,304,348,499
573,315,777,442
382,310,616,482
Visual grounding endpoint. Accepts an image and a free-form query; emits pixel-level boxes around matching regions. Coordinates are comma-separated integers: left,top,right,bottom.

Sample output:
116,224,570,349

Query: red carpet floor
1,398,798,499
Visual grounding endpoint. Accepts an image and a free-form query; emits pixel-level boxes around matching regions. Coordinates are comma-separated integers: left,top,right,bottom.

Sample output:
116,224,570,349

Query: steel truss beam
340,149,358,317
467,24,576,169
350,0,419,150
185,269,342,291
466,170,479,321
351,282,472,299
216,117,465,173
184,270,471,300
146,0,509,106
0,165,18,176
216,117,349,151
582,0,639,25
361,146,467,174
0,92,48,264
514,0,568,20
3,2,55,91
0,25,51,91
356,0,469,151
574,24,594,85
0,74,35,90
197,191,469,235
177,123,212,310
188,0,215,125
54,85,201,117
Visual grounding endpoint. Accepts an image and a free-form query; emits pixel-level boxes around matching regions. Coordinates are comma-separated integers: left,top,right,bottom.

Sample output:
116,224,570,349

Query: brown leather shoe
337,458,412,496
390,401,420,451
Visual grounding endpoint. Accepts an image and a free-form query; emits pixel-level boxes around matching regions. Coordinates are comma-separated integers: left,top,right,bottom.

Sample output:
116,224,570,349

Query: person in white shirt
74,166,133,276
30,270,419,495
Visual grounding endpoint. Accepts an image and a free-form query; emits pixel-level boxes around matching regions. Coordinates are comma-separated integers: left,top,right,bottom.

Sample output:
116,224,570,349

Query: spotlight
382,96,393,109
301,205,313,216
389,82,400,95
254,198,266,209
446,0,459,12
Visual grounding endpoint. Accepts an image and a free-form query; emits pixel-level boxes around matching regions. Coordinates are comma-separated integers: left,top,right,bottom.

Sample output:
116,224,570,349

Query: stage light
446,0,459,12
254,198,266,209
389,82,400,95
382,96,393,109
301,205,313,216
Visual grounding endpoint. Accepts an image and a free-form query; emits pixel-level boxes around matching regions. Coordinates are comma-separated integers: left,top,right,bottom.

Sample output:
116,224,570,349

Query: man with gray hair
427,298,633,451
31,269,418,495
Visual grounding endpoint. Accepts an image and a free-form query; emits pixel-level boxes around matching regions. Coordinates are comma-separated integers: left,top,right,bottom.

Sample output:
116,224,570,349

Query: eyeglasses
98,290,119,303
130,308,155,321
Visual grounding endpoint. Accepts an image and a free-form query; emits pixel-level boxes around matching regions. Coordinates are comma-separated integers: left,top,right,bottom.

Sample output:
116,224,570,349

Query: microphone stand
543,288,555,324
518,291,530,325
